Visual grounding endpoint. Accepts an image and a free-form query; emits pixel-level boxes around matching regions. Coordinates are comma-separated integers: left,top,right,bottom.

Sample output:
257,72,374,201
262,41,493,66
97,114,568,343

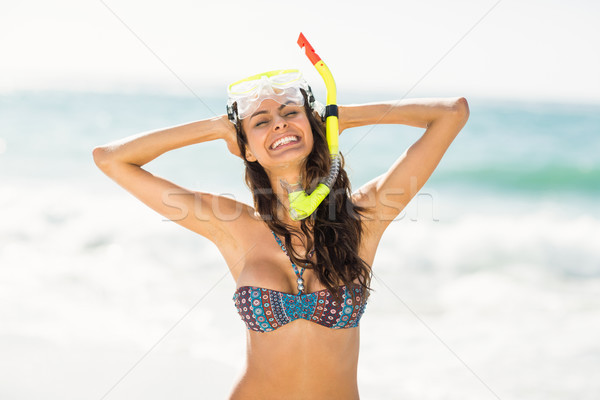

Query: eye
254,119,269,128
282,105,302,117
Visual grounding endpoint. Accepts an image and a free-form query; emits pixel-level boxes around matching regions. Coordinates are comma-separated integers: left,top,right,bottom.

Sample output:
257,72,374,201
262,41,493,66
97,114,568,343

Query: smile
270,135,300,150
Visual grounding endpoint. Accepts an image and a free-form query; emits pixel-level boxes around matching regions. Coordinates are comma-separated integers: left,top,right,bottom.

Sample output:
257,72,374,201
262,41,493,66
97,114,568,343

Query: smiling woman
92,65,469,398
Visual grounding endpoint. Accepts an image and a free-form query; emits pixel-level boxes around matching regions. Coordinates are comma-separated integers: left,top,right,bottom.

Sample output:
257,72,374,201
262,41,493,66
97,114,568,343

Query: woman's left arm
341,97,469,229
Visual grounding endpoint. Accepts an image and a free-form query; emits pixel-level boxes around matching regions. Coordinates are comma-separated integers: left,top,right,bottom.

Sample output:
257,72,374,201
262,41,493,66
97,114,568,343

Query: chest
236,238,320,294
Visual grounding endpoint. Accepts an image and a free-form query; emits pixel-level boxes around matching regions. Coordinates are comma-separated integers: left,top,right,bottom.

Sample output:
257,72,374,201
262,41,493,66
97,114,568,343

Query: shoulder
351,182,384,231
205,195,268,256
203,194,262,240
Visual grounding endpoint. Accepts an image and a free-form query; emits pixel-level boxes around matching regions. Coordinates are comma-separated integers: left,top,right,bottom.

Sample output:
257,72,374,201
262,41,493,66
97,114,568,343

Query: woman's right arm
92,115,248,244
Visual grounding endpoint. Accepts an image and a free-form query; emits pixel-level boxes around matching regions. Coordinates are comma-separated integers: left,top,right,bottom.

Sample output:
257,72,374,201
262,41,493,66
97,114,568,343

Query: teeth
271,136,298,150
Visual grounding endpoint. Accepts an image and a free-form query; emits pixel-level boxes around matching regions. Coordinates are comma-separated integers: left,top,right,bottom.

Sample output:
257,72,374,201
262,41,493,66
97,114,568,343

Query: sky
1,0,599,104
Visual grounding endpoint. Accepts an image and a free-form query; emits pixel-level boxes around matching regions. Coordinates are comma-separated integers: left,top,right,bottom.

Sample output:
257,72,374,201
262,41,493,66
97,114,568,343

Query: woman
93,69,469,399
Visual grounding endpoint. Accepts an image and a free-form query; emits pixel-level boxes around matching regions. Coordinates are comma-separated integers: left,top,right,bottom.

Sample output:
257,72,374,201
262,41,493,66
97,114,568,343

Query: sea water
1,91,599,399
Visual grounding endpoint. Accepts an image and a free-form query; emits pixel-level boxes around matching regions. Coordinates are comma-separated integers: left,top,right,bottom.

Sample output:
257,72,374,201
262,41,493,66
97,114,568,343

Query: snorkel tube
284,33,340,221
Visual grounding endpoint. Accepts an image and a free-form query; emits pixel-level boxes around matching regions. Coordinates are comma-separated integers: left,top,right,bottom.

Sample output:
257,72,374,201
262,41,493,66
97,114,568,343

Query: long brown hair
233,92,372,303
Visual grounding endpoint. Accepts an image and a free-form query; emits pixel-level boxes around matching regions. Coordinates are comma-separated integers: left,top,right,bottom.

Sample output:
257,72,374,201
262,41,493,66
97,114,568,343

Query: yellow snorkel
285,33,341,221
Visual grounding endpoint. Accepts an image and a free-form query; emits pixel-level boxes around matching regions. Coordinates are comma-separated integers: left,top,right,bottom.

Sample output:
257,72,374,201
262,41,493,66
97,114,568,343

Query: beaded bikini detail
232,231,368,333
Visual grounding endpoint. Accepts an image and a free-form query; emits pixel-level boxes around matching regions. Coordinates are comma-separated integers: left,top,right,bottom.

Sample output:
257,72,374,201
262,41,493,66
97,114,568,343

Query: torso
213,199,383,400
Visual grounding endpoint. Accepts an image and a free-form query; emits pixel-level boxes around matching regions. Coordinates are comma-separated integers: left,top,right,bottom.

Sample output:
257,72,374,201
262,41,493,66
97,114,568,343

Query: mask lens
237,87,305,119
227,69,308,120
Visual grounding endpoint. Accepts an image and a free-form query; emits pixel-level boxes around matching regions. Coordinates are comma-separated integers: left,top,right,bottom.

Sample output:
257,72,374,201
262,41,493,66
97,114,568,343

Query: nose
273,115,288,131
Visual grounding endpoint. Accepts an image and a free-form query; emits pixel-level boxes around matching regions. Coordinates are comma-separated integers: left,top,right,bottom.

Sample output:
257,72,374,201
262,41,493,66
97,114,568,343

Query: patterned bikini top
232,231,368,333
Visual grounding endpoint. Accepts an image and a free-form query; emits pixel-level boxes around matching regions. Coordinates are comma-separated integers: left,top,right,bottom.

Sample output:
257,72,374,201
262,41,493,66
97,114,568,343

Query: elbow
92,146,111,171
452,97,470,123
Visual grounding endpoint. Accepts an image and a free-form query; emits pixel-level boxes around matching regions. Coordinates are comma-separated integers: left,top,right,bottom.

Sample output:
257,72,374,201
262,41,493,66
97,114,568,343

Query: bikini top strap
270,230,304,278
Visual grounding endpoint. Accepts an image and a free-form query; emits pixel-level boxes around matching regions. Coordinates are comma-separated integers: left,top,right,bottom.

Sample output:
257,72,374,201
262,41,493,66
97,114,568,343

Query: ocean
1,91,599,399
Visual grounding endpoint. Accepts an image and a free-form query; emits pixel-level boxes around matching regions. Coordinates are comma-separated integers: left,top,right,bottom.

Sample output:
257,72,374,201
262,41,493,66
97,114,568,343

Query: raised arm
343,97,470,231
92,114,248,244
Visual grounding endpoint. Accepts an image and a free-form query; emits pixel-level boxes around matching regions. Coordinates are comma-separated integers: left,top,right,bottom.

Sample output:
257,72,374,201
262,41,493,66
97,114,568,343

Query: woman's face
241,99,314,169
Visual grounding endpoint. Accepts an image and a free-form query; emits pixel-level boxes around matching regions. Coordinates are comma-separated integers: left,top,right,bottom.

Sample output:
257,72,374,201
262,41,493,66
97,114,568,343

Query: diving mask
227,69,315,123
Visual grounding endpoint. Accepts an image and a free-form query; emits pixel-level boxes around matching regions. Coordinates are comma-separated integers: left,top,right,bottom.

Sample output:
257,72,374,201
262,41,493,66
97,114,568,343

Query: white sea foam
2,178,599,399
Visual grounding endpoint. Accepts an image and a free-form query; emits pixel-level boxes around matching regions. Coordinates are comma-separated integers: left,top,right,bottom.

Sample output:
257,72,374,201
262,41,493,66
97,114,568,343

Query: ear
246,150,257,162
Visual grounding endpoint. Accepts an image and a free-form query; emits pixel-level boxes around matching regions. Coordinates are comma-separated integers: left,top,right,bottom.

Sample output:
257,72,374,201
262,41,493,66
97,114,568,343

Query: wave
433,164,600,194
376,207,600,281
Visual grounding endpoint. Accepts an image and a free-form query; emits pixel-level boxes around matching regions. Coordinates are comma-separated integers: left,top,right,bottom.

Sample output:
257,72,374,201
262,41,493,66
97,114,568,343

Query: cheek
243,129,265,151
302,122,315,147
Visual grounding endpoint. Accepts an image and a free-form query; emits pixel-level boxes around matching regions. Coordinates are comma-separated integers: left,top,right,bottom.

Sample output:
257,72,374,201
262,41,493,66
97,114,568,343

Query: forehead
253,98,302,112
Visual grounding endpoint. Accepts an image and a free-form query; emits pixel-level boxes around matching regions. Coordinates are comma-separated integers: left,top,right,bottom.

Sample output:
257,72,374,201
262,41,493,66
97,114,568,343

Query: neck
264,168,306,228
